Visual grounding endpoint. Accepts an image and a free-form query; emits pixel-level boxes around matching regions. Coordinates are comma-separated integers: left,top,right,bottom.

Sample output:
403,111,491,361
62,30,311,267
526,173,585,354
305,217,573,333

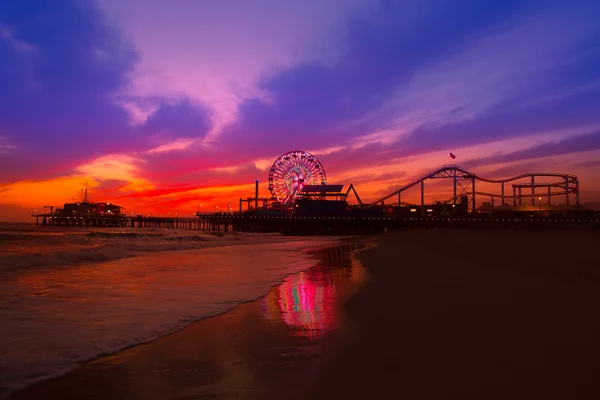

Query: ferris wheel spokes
268,150,326,206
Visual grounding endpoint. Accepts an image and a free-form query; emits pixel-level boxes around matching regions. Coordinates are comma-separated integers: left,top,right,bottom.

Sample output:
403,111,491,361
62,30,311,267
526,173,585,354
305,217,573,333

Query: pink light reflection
276,269,337,339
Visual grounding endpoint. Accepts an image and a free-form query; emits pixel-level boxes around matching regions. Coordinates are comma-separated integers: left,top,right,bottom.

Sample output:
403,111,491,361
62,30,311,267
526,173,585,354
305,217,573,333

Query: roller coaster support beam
398,192,401,215
421,181,425,217
501,182,505,205
453,175,457,206
518,187,522,206
472,177,476,212
343,184,363,206
576,180,580,208
565,176,569,205
513,186,516,206
548,187,551,205
531,176,535,206
255,180,259,209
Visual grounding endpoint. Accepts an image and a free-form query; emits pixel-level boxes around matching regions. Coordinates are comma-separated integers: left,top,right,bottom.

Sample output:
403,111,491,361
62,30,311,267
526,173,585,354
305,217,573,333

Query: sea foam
0,224,342,398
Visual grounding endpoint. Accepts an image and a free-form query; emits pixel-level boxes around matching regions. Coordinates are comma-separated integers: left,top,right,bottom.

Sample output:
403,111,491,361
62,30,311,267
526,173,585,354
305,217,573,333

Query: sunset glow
1,1,600,221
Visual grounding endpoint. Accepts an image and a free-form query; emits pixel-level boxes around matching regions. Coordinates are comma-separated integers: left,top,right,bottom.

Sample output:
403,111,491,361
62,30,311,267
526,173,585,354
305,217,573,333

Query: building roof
64,201,124,209
301,184,344,193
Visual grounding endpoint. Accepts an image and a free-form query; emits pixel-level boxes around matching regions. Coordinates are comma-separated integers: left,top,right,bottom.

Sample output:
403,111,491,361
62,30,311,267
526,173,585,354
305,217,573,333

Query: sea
0,222,346,398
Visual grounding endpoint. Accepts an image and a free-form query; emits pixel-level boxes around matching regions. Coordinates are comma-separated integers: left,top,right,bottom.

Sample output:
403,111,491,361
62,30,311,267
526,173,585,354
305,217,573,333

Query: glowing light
274,271,335,339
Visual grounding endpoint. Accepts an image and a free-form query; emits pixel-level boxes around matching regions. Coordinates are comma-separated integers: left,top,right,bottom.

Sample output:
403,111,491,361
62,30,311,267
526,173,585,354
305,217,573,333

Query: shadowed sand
11,230,600,399
310,229,600,400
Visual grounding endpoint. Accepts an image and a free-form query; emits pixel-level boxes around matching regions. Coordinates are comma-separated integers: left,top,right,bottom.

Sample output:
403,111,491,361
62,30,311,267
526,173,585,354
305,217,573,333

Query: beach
0,225,346,398
8,239,369,399
10,229,600,399
311,229,600,399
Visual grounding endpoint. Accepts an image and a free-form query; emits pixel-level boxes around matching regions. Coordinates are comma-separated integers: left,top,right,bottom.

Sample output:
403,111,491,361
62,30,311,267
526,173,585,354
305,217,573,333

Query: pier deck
33,214,600,234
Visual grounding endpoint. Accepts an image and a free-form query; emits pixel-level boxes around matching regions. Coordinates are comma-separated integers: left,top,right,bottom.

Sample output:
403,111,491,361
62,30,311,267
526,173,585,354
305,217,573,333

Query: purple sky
1,0,600,219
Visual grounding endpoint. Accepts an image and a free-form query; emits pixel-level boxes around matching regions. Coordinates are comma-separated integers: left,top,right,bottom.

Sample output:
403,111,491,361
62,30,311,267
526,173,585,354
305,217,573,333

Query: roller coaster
368,165,579,210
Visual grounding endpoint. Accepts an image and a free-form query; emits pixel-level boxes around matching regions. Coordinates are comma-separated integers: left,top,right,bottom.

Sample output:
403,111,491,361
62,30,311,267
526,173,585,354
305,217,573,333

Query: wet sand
10,240,370,400
11,230,600,399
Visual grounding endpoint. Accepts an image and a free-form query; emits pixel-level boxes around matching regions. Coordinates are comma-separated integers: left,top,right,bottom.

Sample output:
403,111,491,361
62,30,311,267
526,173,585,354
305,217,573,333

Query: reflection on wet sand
10,239,371,400
261,240,369,340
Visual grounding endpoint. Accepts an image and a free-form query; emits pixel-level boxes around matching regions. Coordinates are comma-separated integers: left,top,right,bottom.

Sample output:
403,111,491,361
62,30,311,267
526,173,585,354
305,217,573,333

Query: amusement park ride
32,149,596,231
239,150,363,214
368,166,579,210
240,149,581,217
268,150,327,205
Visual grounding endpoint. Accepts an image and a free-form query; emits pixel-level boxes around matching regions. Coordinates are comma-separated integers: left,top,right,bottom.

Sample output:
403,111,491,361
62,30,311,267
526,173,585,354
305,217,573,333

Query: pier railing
33,214,600,234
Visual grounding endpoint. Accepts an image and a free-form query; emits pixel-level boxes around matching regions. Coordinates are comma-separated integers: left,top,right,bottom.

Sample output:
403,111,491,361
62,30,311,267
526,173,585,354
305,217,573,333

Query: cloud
211,0,600,166
368,1,600,151
576,159,600,169
122,184,207,199
0,23,37,55
143,100,212,137
0,1,137,181
94,179,130,192
0,1,216,182
134,152,267,187
75,154,142,182
140,99,213,151
473,162,548,180
0,136,17,154
99,0,379,134
465,130,600,168
2,0,600,207
340,171,408,186
386,96,600,160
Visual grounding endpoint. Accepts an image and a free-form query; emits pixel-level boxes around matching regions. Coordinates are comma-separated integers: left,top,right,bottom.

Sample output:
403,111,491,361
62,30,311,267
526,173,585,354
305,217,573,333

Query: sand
10,230,600,399
311,229,600,399
9,240,370,400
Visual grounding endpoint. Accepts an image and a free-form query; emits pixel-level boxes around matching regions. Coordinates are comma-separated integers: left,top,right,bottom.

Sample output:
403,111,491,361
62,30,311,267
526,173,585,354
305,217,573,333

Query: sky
1,0,600,221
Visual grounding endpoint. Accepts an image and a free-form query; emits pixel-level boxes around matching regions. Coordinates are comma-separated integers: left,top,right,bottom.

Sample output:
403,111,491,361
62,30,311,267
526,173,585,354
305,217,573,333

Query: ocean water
0,223,344,398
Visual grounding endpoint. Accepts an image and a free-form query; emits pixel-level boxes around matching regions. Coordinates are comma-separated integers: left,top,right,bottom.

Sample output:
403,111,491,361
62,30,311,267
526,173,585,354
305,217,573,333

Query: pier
33,214,600,234
31,163,598,234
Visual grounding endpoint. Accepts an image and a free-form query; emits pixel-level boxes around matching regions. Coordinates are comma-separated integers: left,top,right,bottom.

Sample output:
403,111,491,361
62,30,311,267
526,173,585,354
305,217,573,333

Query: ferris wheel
268,150,327,205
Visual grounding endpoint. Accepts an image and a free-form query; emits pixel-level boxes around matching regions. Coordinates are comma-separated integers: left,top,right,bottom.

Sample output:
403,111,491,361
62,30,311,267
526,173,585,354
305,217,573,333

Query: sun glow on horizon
1,1,600,222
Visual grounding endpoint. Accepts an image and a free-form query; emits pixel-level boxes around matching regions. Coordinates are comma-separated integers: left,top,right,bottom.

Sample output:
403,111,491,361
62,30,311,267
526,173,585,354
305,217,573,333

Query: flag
450,152,456,159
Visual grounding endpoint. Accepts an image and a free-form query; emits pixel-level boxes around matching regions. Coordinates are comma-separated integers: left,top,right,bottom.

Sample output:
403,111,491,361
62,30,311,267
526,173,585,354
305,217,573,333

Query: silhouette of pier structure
32,213,599,234
32,164,596,233
369,165,579,216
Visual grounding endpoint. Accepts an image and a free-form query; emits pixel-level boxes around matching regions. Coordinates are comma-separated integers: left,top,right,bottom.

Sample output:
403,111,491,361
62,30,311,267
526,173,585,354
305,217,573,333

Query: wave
0,231,288,272
0,236,349,399
1,244,131,271
0,233,36,241
83,232,166,239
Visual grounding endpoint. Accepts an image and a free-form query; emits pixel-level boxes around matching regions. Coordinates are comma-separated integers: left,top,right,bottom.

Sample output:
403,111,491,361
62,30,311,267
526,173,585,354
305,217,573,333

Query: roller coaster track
368,165,579,208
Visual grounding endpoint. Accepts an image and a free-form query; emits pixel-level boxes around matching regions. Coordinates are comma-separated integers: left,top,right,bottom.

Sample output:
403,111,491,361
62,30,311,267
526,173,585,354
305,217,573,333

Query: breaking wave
0,227,286,272
0,223,346,398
